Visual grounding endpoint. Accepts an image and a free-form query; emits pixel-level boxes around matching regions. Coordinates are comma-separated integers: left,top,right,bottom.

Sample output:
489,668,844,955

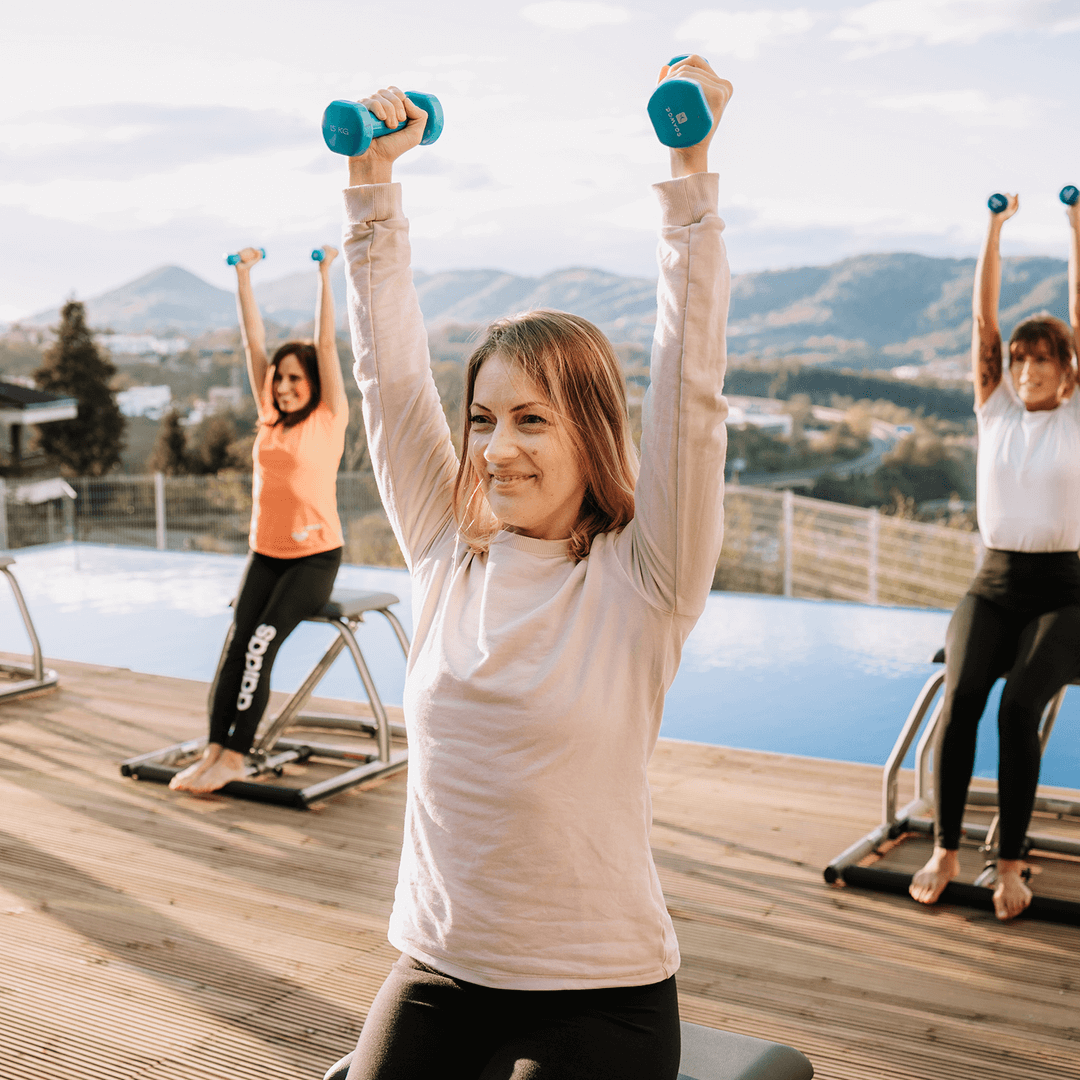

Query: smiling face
467,352,587,540
1010,338,1071,412
272,354,313,413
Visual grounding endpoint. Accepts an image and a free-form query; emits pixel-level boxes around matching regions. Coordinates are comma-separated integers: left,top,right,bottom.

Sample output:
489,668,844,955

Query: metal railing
0,474,983,609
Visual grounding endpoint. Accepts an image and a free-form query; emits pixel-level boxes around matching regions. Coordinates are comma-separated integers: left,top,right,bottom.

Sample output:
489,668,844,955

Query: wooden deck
2,655,1079,1080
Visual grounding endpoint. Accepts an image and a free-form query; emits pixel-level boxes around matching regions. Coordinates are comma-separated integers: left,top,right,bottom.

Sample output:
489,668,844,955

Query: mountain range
21,253,1070,368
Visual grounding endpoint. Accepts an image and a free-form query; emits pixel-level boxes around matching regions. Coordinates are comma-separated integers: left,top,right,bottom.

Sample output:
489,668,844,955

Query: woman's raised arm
341,87,459,567
1067,197,1080,364
627,58,732,616
971,196,1017,407
312,246,348,416
233,248,269,414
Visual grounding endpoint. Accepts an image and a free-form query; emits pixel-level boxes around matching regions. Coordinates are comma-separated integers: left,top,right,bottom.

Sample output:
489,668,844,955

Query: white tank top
976,378,1080,552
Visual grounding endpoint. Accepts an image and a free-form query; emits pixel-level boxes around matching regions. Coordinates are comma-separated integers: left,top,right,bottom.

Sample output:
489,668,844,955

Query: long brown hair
454,310,638,562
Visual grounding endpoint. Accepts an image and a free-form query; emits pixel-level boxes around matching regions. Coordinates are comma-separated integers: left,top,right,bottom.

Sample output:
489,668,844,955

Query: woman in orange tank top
171,245,349,794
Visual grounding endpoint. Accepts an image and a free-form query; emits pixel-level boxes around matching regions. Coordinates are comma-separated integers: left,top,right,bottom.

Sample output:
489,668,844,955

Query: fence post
782,489,793,598
867,507,879,605
0,477,7,551
154,472,166,551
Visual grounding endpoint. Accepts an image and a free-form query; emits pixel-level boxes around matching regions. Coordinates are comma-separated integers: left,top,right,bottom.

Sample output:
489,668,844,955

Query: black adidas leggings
208,547,341,753
344,954,681,1080
935,593,1080,859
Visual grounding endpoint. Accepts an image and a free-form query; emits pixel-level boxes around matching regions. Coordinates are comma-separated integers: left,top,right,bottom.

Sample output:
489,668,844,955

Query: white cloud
833,0,1080,57
519,2,631,30
871,90,1047,129
674,9,816,61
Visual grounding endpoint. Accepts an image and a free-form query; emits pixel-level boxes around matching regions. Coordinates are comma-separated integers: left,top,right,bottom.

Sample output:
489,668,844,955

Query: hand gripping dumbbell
322,91,444,157
987,194,1009,214
226,248,265,265
1061,185,1079,207
311,248,326,262
648,55,713,148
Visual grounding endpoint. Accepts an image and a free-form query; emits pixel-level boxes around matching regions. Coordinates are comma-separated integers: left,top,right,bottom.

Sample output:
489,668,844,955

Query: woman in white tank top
909,193,1080,920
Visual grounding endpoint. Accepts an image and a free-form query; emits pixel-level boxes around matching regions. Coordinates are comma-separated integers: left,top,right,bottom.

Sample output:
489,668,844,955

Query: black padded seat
317,589,401,621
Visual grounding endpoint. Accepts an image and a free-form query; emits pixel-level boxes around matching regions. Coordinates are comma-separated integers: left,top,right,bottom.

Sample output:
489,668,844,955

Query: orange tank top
250,397,348,558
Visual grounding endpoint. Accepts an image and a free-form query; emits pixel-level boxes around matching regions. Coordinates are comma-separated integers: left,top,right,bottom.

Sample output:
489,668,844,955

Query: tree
35,300,125,476
191,415,238,474
147,410,191,475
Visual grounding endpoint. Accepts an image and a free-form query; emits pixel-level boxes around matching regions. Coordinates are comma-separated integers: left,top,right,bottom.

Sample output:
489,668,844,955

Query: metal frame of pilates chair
120,588,409,808
826,648,1080,925
321,1021,814,1080
0,555,58,703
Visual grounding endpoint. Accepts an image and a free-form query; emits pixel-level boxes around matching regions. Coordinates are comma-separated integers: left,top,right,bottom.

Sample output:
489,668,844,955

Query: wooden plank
1,657,1079,1080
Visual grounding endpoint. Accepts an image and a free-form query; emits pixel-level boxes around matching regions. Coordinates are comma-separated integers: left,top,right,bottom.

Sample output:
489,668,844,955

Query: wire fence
0,473,984,610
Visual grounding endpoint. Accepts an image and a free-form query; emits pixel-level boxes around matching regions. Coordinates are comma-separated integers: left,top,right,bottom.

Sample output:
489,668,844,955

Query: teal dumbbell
988,194,1008,213
1061,185,1079,207
311,248,325,262
648,55,712,148
322,91,443,156
226,248,265,265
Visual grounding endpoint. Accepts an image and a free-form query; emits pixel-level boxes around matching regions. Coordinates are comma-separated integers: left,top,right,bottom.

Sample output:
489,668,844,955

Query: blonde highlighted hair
453,310,639,563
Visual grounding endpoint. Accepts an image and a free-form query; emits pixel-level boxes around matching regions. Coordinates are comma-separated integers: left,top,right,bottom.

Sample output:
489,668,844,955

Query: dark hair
267,342,321,427
453,310,638,563
1008,314,1075,372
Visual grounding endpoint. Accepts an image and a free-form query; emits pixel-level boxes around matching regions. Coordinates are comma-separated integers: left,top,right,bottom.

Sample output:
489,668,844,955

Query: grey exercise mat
322,1020,813,1080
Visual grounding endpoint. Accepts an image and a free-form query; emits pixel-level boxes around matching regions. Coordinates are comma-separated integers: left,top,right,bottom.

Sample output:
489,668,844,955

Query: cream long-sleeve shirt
343,172,729,990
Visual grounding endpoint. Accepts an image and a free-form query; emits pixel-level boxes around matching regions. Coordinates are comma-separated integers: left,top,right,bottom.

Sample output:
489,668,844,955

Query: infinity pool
2,543,1077,788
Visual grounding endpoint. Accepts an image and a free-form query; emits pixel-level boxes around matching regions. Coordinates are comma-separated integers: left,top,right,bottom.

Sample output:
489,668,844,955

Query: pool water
2,543,1077,789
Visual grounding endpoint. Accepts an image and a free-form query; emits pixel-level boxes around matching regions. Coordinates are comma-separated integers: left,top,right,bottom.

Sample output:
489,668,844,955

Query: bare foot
183,749,251,794
909,847,960,905
993,860,1033,921
169,743,223,790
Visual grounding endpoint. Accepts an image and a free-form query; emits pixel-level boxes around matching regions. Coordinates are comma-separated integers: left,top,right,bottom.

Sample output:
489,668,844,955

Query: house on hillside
0,379,78,479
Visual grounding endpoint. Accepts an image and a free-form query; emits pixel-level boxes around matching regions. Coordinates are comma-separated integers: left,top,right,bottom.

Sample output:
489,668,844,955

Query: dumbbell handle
1061,185,1079,207
648,56,712,149
226,247,265,265
322,92,443,157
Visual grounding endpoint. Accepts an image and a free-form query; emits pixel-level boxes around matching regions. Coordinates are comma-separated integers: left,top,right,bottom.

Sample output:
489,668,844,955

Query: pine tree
35,300,125,476
147,410,191,475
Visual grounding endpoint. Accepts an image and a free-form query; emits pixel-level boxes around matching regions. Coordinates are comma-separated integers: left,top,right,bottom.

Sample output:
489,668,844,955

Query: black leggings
345,955,681,1080
935,593,1080,859
208,547,341,753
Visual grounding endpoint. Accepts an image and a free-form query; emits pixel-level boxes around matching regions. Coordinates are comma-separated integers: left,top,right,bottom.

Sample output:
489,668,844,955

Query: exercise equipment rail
0,556,59,703
120,588,410,808
825,648,1080,924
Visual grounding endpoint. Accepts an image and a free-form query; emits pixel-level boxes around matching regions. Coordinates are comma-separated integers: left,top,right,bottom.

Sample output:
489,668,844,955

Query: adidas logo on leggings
237,623,277,711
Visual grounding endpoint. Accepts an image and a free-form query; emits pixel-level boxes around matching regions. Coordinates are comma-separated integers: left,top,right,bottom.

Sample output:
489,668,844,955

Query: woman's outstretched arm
233,248,269,414
626,57,733,616
971,196,1016,407
1067,197,1080,364
312,245,348,416
341,88,459,566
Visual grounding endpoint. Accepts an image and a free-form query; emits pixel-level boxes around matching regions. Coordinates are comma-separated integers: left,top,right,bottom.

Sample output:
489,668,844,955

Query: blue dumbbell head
225,247,265,265
648,56,713,149
311,248,325,262
987,193,1008,214
1061,185,1080,207
322,91,443,156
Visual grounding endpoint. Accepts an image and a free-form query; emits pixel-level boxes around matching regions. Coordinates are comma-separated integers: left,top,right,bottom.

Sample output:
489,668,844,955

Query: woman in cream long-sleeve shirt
339,59,732,1080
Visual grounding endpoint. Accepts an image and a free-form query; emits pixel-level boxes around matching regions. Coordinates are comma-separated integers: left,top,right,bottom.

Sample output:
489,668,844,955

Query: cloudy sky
2,0,1078,321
